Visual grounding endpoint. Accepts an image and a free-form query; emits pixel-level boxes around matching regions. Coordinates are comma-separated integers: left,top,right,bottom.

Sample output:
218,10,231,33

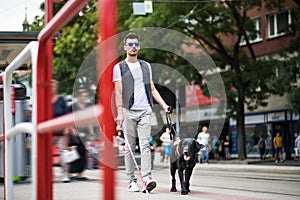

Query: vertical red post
98,0,117,200
36,0,53,199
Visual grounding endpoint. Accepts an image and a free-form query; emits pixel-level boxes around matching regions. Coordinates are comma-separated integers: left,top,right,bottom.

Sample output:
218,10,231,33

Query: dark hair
123,32,139,44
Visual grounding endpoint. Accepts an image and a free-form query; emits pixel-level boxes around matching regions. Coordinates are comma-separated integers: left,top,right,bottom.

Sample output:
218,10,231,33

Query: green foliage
117,0,299,160
118,1,276,114
268,37,300,113
288,87,300,114
242,59,276,110
53,10,97,93
30,0,98,94
29,0,299,159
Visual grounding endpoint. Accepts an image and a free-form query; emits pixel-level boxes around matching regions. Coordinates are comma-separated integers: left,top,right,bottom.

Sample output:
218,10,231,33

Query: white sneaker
143,179,157,193
62,175,70,183
128,181,140,192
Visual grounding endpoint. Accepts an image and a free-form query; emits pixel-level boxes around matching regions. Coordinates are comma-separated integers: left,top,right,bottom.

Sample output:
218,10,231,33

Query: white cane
116,125,149,195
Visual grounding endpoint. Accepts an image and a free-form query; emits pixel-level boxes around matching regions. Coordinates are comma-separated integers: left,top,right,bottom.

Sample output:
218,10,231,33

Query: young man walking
113,32,170,193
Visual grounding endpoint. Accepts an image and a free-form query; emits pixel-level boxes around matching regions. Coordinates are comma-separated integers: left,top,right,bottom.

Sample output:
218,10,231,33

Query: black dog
170,138,203,195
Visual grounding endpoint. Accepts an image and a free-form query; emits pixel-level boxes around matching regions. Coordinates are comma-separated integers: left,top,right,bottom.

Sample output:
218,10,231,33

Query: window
240,18,262,46
268,10,292,38
245,124,264,154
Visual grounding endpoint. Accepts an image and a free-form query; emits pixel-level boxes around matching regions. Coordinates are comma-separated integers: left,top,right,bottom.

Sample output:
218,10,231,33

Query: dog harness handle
166,112,178,141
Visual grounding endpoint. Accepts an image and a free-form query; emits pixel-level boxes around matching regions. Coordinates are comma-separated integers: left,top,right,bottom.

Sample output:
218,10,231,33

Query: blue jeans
198,145,209,163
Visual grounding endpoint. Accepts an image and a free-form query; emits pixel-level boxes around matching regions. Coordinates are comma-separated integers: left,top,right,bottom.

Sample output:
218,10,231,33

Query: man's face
124,38,140,57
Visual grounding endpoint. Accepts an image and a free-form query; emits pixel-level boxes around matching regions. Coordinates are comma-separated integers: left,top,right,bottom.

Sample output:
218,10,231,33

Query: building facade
228,0,299,159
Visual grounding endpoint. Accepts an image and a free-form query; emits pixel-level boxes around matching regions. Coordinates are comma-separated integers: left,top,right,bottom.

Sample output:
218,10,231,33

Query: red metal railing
98,0,118,199
37,105,102,134
1,1,117,199
35,0,117,199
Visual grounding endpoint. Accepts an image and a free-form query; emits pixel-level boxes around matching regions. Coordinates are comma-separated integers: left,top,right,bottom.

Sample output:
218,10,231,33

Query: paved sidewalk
153,152,300,175
1,152,299,200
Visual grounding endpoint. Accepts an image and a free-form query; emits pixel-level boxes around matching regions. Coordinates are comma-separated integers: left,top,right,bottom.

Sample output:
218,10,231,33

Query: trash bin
0,83,29,181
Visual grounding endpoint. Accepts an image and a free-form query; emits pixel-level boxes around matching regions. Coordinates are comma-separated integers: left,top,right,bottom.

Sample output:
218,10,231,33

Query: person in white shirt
113,32,170,193
160,127,173,163
197,126,210,164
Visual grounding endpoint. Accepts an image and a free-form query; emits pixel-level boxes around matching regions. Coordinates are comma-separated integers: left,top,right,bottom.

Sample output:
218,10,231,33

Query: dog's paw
170,187,177,192
181,190,188,195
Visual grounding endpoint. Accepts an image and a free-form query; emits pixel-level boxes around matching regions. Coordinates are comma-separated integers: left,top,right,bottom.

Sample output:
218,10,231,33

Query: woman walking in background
52,79,72,183
160,127,173,163
69,88,95,181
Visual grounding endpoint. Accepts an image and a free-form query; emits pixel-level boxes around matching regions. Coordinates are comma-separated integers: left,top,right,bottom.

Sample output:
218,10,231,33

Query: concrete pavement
1,152,299,199
153,152,300,175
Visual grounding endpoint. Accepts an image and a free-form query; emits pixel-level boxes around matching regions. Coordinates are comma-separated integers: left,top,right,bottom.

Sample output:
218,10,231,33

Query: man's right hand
167,106,173,114
116,114,124,127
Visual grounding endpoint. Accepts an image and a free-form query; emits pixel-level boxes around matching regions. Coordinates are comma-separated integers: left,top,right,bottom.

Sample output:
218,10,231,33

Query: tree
268,0,300,114
117,0,297,160
267,50,300,114
29,0,299,159
30,0,98,94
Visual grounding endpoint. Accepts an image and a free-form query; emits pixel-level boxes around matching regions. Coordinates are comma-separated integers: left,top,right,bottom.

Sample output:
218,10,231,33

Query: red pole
36,0,53,199
37,105,103,134
98,0,118,200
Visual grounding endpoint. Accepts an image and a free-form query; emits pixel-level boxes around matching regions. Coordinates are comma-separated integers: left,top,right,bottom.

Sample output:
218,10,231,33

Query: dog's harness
166,109,177,140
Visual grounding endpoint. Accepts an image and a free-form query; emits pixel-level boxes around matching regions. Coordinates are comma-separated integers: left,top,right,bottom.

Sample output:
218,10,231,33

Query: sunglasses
127,42,140,47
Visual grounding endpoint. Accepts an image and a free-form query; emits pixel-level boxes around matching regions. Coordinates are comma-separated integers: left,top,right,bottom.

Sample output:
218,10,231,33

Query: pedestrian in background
160,127,173,163
212,135,220,160
197,126,210,164
51,79,72,183
264,134,273,160
223,135,231,160
273,132,284,163
69,88,95,181
257,135,266,160
113,32,170,193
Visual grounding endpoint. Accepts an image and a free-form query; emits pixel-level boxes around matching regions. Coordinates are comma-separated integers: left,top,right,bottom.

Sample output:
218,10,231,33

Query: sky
0,0,44,31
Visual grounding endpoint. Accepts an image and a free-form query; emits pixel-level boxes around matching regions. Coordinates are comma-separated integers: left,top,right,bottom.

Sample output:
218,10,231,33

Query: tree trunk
236,70,247,160
237,101,247,160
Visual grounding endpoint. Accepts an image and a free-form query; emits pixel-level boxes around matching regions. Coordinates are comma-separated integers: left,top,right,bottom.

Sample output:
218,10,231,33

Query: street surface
1,160,300,200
